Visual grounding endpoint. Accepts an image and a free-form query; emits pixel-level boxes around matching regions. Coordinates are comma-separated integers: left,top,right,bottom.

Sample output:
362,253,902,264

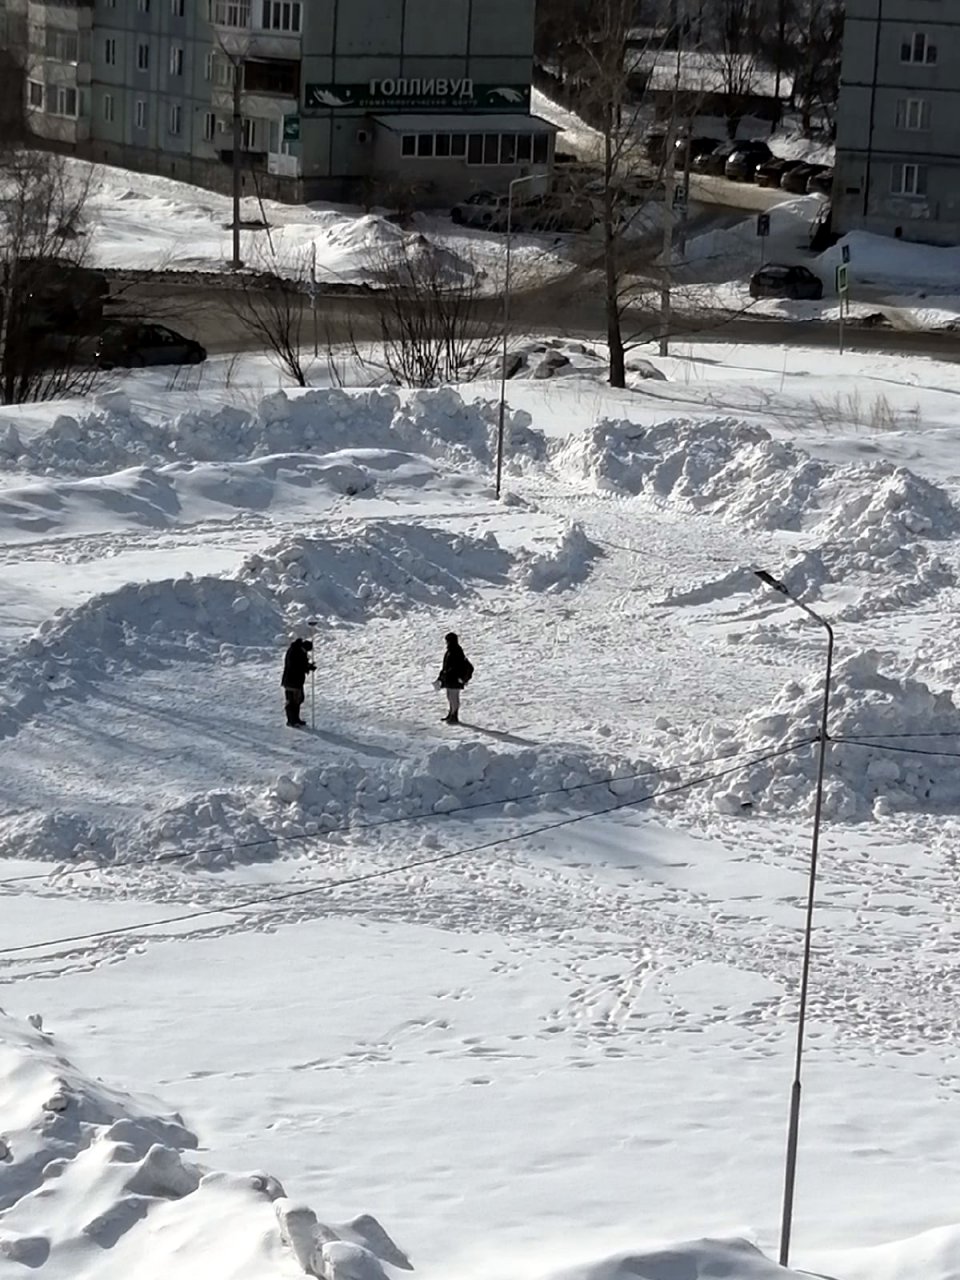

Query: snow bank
817,231,960,292
554,416,960,543
683,197,821,270
520,522,605,592
0,1010,411,1279
550,1237,805,1280
0,387,540,479
652,652,960,820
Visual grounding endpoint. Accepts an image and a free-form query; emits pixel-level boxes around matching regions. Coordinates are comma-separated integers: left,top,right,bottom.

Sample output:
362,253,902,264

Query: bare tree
356,235,503,388
223,246,313,387
0,151,100,405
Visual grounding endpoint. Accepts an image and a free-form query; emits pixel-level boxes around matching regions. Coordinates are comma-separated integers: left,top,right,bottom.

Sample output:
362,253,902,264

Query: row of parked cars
647,133,833,195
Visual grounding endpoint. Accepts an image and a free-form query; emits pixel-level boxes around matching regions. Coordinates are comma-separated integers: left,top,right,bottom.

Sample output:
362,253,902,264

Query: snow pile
817,231,960,291
820,465,960,551
520,522,605,592
0,1009,411,1278
1,386,541,480
549,1237,809,1280
651,652,960,820
553,416,830,530
683,197,822,271
239,521,512,629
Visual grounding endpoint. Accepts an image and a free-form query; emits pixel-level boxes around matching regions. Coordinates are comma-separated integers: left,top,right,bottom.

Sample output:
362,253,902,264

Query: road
118,278,960,364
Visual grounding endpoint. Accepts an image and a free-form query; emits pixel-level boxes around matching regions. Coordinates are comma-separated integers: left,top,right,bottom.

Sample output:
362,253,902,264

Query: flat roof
374,113,559,134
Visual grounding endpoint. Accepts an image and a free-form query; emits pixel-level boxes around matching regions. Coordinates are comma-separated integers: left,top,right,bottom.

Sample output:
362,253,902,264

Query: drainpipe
861,0,883,221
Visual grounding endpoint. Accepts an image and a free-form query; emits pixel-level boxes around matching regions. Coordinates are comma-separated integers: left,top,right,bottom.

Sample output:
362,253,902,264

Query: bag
462,658,474,684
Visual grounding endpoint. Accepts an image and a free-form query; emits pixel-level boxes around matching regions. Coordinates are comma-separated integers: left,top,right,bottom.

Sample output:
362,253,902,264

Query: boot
444,712,459,725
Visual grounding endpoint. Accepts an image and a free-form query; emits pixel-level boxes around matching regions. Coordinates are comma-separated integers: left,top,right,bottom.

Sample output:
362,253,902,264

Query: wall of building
835,0,960,243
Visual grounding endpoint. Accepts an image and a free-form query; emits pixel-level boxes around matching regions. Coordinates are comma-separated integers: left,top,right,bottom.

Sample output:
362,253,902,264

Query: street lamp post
754,569,835,1269
496,173,541,500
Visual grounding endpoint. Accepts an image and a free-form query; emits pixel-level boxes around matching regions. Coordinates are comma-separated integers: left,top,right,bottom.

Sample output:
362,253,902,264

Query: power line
834,737,960,761
0,737,816,890
0,738,812,959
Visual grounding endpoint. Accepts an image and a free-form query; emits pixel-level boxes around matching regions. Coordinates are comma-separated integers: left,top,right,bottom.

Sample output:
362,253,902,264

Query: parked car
808,167,834,197
754,158,806,188
809,202,838,252
94,323,206,369
749,263,824,301
781,162,827,194
674,135,720,167
724,142,773,181
692,140,739,176
2,259,109,335
513,192,596,233
450,190,508,228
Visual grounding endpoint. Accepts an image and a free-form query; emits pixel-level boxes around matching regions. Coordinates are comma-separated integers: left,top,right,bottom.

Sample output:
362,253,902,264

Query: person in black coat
436,631,473,724
281,637,315,728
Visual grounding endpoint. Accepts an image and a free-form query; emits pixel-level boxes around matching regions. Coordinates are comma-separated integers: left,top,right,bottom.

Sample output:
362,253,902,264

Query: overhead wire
0,737,814,959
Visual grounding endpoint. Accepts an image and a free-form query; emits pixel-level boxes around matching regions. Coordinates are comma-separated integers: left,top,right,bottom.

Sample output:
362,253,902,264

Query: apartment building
5,0,554,203
834,0,960,245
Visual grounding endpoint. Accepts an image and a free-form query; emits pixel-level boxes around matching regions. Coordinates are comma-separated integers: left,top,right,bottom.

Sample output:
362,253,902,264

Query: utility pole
659,44,682,357
231,57,243,270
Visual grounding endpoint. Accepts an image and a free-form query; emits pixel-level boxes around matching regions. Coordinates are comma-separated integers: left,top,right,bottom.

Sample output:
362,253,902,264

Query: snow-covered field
3,341,960,1279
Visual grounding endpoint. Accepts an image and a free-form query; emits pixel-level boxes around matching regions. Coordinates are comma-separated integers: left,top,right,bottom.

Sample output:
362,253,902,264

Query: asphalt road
116,278,960,364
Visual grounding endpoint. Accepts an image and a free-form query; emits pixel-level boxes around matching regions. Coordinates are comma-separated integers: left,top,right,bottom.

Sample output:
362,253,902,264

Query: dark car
755,158,807,189
3,259,109,334
450,190,507,228
674,135,719,168
808,167,834,197
749,263,824,301
692,140,739,176
724,142,773,181
94,322,206,369
782,162,827,194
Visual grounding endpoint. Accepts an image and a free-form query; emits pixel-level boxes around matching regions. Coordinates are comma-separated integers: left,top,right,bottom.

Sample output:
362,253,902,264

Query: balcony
208,0,250,30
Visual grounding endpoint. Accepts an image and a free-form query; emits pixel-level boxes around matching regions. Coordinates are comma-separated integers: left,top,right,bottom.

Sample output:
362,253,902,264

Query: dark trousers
284,686,305,725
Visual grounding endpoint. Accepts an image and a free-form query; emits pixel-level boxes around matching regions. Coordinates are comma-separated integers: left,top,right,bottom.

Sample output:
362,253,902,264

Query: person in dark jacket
436,631,473,724
281,637,315,728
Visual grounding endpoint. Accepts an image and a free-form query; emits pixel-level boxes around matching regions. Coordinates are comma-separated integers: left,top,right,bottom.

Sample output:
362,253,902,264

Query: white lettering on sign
368,78,474,98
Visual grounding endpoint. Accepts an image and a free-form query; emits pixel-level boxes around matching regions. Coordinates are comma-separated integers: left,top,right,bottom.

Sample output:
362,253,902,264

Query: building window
105,36,117,65
892,163,928,197
209,0,250,27
103,92,114,121
46,28,80,62
401,135,415,157
137,42,150,70
138,0,151,10
168,103,182,134
49,85,78,118
416,134,434,158
261,0,301,31
896,98,930,131
27,80,44,109
172,0,185,13
900,32,937,64
241,117,258,149
203,110,216,140
135,98,147,129
211,55,238,86
170,45,183,75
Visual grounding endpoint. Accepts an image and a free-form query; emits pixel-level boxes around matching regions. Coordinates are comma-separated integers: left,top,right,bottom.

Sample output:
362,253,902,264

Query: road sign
673,187,687,208
836,264,849,294
757,213,771,237
841,243,850,265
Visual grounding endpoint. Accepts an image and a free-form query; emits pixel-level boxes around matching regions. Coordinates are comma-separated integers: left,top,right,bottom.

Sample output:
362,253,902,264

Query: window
171,0,185,13
533,134,549,164
46,28,79,62
416,133,434,157
28,80,43,108
261,0,301,31
211,54,237,86
135,98,147,129
137,42,149,70
435,133,450,158
467,134,482,164
49,85,78,117
892,162,928,196
209,0,250,27
401,134,415,157
896,98,930,130
900,32,937,64
103,92,114,121
203,111,216,140
204,50,214,80
450,133,466,158
243,58,299,95
241,117,258,149
138,0,151,10
170,45,183,75
169,103,182,134
105,37,116,65
517,133,532,163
